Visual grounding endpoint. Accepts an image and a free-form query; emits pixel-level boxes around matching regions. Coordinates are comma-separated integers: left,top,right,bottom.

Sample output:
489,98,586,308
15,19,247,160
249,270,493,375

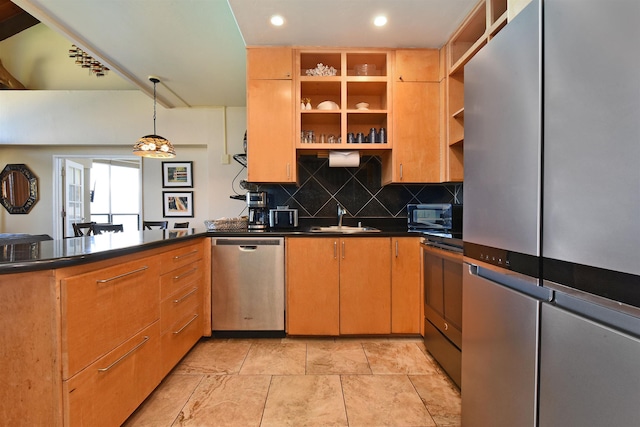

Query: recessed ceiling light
270,15,285,26
373,15,387,27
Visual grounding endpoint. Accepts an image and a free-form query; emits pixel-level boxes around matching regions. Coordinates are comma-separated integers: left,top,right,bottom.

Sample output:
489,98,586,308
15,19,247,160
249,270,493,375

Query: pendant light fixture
133,76,176,158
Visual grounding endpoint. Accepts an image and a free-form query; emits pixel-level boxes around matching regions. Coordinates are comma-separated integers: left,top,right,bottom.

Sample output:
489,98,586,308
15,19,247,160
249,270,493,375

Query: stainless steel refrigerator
462,0,640,426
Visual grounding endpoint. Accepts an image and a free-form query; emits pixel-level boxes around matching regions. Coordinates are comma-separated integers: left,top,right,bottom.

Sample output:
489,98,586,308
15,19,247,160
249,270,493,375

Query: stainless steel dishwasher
211,237,285,337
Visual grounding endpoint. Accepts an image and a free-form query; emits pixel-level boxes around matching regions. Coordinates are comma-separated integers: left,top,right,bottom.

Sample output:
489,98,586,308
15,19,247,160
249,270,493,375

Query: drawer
62,258,160,379
424,319,461,388
159,243,203,275
161,310,202,376
160,261,203,300
63,321,162,427
161,285,201,333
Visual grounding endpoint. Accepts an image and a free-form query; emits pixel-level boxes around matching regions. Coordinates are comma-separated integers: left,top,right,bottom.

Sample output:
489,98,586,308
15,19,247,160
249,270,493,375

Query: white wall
0,90,247,235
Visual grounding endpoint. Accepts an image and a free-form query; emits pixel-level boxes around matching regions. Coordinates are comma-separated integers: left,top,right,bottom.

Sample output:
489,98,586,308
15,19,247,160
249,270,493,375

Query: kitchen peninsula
0,226,425,426
0,230,211,427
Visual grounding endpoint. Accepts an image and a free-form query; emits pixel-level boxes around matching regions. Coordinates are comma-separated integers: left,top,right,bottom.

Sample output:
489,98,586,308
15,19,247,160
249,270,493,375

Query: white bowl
355,102,370,110
317,100,340,110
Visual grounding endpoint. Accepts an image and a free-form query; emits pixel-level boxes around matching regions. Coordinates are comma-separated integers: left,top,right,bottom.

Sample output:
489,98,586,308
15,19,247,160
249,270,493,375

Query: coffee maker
246,191,269,231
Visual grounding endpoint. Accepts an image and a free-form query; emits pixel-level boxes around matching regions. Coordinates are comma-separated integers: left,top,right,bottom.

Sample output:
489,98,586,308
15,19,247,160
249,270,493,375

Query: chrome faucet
337,203,347,227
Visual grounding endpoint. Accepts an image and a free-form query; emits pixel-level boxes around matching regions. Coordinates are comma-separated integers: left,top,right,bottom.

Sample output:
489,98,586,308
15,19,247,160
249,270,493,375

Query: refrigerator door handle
466,260,552,302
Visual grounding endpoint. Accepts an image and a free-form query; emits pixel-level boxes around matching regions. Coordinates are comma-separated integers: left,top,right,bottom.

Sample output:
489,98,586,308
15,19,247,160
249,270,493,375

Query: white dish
355,102,370,110
316,100,340,110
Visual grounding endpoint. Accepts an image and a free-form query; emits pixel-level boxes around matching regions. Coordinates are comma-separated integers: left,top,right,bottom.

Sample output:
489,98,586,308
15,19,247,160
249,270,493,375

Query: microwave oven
407,203,462,235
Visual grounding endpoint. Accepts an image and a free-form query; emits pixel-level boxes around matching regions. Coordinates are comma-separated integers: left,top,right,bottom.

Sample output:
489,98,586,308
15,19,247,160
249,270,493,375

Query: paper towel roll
329,151,360,167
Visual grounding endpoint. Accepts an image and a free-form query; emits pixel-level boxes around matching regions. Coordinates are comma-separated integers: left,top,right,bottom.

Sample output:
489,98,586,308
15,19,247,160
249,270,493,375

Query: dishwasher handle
239,245,257,252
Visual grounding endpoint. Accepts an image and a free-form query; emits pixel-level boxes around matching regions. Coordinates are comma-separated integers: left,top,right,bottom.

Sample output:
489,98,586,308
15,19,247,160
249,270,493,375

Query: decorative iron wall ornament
0,164,38,214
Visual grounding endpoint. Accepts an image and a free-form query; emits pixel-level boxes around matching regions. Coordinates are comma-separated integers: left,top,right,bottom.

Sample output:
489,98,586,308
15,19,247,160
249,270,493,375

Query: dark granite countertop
0,218,423,274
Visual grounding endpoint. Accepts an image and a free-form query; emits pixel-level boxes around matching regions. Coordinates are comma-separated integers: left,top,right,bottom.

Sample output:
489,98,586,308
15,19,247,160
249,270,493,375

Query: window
90,161,141,231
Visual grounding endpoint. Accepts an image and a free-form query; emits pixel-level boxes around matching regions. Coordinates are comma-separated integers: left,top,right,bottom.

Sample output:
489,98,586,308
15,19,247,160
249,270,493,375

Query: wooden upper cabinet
388,81,441,183
247,47,293,80
246,79,296,183
394,49,440,82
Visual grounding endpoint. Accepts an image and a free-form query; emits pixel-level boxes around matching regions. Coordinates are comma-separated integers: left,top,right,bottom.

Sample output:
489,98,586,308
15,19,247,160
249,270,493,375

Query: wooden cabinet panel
286,237,340,335
0,270,62,427
61,257,160,379
64,322,162,427
247,47,293,80
390,81,440,183
161,310,203,375
247,79,295,183
391,237,422,334
395,49,439,82
160,285,201,333
159,242,205,376
158,243,203,275
340,237,391,334
160,262,203,300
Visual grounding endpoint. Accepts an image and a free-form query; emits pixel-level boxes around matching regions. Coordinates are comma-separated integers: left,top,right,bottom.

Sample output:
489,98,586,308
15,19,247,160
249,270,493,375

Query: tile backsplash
259,156,462,218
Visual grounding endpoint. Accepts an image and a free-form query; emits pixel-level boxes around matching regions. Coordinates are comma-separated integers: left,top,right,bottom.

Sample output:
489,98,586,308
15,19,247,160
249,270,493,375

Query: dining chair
173,222,189,228
143,221,168,230
72,222,95,237
92,223,124,234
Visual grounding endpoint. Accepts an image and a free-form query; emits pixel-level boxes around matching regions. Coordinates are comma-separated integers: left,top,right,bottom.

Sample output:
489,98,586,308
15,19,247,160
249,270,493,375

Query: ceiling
10,0,477,108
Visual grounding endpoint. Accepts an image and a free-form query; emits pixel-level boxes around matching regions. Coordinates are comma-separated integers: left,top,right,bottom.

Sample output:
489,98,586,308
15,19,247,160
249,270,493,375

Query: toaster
269,206,298,229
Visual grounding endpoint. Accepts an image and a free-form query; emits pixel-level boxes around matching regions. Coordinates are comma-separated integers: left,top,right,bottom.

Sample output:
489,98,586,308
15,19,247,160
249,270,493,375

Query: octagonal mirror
1,164,38,214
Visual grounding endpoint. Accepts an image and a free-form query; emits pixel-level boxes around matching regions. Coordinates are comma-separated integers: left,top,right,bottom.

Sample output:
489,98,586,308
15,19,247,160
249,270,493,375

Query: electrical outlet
220,154,231,164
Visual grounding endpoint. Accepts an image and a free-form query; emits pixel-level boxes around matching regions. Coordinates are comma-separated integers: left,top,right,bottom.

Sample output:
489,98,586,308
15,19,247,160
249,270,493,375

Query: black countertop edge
0,230,207,275
0,225,421,274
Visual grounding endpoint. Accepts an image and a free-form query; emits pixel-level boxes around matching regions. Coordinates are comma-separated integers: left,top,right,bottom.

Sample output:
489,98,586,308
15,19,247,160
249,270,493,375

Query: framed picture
163,191,194,217
162,161,193,188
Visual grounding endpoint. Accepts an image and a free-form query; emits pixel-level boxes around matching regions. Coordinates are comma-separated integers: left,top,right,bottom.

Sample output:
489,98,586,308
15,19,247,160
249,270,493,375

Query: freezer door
543,0,640,275
463,0,541,257
462,261,549,427
540,301,640,426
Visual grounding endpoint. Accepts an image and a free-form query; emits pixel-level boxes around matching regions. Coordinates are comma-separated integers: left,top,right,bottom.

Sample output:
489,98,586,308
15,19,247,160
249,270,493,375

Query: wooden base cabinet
0,239,209,427
286,237,340,335
63,322,161,427
339,237,391,334
391,237,422,334
286,237,392,336
158,242,206,376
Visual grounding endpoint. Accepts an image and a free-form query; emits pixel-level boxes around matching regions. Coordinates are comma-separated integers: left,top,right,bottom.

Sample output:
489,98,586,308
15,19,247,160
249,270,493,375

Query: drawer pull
96,266,148,284
173,268,197,281
173,287,198,304
97,335,149,373
173,314,199,335
174,250,198,260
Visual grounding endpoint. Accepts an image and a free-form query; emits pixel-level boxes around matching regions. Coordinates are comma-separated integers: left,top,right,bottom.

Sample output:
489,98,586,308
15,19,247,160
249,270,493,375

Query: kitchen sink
309,225,380,233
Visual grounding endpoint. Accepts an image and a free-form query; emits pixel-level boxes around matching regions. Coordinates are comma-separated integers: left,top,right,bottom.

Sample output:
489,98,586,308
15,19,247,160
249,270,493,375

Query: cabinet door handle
96,266,148,284
395,240,399,258
174,250,198,260
173,287,198,304
286,163,291,179
173,268,197,281
444,322,449,331
333,241,337,259
400,164,403,180
173,314,199,335
399,75,404,82
97,335,149,372
342,241,345,259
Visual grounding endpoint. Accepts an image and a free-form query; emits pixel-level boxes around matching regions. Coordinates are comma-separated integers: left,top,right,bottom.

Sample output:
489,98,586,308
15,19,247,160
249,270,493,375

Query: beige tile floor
123,337,461,427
